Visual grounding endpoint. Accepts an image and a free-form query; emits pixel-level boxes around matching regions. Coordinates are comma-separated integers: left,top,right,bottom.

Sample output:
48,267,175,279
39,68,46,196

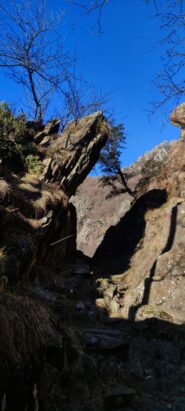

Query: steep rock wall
72,141,173,257
93,110,185,325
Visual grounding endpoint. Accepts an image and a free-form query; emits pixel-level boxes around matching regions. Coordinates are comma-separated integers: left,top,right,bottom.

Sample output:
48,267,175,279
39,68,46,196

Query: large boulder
43,111,108,195
170,102,185,139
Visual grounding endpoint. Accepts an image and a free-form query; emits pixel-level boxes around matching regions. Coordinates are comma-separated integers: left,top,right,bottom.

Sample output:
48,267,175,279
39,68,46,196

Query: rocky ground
1,251,182,411
13,254,184,411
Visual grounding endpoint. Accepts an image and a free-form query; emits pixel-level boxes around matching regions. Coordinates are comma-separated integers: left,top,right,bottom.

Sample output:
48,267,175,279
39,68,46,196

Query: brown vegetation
0,293,51,368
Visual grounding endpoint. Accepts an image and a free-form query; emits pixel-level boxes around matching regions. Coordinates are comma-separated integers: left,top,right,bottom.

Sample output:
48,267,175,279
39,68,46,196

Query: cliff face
90,116,185,326
72,141,173,257
1,106,185,411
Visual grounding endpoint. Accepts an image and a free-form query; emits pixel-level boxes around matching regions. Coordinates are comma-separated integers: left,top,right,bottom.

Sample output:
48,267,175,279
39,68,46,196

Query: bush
0,102,42,173
0,129,25,171
0,102,28,141
25,154,43,176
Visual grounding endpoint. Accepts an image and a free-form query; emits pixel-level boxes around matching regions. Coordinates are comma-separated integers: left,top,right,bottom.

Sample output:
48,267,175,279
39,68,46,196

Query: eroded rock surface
0,111,108,285
0,105,185,411
170,102,185,139
72,141,173,257
93,126,185,325
44,111,108,195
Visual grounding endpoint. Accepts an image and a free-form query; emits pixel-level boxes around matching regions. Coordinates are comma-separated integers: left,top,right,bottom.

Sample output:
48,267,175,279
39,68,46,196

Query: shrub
0,102,28,141
0,102,42,173
25,154,43,175
0,129,25,171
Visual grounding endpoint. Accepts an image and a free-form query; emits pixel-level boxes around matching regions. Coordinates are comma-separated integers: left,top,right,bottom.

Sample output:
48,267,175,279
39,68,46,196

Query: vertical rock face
92,105,185,325
72,141,173,257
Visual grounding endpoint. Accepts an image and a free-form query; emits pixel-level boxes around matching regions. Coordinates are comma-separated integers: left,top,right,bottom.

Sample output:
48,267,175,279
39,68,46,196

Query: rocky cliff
72,140,173,257
0,106,185,411
0,111,108,285
92,108,185,326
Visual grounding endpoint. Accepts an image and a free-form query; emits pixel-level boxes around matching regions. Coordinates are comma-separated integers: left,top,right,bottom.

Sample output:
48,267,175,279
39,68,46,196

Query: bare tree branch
0,0,106,121
145,0,185,114
67,0,111,33
0,0,74,120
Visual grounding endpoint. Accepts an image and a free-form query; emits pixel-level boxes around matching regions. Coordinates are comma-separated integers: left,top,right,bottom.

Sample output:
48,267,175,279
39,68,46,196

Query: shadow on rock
93,189,167,276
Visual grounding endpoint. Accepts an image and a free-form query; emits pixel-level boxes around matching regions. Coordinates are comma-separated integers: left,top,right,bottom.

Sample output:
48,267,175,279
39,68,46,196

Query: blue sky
0,0,180,166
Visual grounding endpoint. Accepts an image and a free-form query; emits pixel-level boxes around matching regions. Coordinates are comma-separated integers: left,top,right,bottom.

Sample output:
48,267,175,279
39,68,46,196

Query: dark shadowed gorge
0,105,185,411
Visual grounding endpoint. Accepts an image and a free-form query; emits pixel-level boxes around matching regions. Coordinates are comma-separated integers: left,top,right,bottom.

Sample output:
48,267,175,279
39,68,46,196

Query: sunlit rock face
43,111,108,195
72,140,173,258
89,105,185,325
170,102,185,139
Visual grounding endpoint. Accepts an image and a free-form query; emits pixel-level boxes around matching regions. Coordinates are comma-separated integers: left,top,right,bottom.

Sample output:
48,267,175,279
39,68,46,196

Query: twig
50,233,75,246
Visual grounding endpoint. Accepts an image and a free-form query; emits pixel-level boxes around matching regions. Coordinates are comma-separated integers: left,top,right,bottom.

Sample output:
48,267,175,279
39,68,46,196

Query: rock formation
43,111,108,195
72,140,173,257
0,111,108,285
0,106,185,411
93,133,185,325
170,102,185,139
78,110,183,331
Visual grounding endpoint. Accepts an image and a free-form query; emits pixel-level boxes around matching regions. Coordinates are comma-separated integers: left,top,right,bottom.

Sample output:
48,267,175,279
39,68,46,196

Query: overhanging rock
0,111,108,284
43,111,108,196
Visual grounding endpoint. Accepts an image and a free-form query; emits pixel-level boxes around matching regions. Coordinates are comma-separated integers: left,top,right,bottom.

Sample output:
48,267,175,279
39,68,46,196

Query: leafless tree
60,75,107,128
145,0,185,113
0,0,106,122
67,0,112,33
73,0,185,113
69,0,185,113
0,1,74,121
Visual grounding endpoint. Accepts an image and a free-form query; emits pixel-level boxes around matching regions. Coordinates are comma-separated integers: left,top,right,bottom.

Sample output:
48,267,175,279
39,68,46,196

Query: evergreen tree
99,122,135,197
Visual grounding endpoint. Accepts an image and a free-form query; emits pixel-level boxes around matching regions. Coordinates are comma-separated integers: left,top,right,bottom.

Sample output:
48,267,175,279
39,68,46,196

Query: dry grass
19,184,54,217
21,173,41,188
18,182,40,194
1,171,68,221
44,181,68,203
0,247,6,260
0,247,7,277
0,179,12,200
31,189,55,217
0,175,32,218
19,178,52,218
29,184,68,218
0,293,51,368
